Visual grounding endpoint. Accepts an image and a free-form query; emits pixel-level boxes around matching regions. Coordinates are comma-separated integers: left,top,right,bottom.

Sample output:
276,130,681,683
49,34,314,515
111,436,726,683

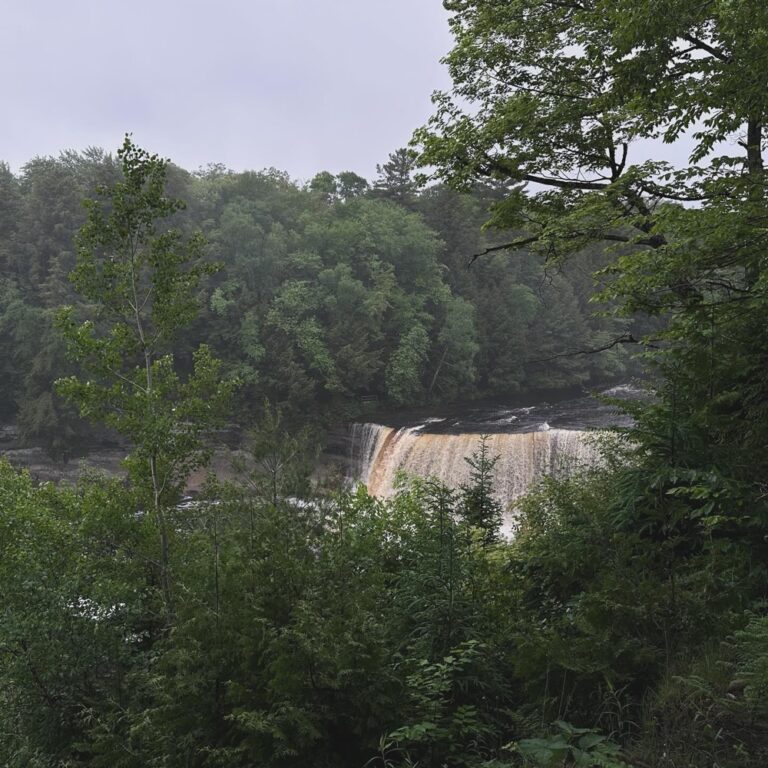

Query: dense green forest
0,144,632,456
3,1,768,767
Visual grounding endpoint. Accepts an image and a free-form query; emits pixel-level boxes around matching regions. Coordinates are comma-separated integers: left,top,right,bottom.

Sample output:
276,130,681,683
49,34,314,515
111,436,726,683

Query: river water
1,384,643,522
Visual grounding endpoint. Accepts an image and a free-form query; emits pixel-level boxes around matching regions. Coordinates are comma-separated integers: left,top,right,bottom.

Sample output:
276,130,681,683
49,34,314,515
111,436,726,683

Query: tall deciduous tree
385,324,430,405
415,0,768,295
56,137,234,618
416,0,768,512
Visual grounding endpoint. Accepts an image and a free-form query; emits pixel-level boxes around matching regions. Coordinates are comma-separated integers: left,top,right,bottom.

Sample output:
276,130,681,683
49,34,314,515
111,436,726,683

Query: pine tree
460,435,502,544
373,148,417,206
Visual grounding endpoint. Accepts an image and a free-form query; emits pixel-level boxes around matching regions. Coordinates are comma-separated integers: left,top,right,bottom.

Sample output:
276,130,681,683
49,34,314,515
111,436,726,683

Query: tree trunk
746,117,763,287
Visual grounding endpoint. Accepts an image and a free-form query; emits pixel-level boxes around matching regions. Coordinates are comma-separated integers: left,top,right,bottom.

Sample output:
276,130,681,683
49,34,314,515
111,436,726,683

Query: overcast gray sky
3,0,453,180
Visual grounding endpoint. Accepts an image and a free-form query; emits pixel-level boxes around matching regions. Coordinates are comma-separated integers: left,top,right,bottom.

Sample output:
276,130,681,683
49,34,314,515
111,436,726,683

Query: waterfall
349,422,600,510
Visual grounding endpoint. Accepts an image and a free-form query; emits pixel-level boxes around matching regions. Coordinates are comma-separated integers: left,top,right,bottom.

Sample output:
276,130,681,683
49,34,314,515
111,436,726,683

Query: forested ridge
3,1,768,766
0,147,631,456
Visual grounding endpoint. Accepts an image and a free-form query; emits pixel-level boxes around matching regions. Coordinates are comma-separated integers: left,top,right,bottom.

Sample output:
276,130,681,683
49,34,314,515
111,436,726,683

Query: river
1,384,643,522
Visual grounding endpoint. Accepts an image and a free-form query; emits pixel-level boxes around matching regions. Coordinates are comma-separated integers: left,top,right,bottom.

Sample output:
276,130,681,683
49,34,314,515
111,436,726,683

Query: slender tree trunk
428,346,449,398
746,117,763,176
746,116,763,287
152,454,174,619
143,342,173,619
130,241,175,620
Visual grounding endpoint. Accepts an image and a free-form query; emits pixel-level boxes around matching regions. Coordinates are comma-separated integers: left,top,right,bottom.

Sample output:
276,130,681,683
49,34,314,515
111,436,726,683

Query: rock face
348,422,600,515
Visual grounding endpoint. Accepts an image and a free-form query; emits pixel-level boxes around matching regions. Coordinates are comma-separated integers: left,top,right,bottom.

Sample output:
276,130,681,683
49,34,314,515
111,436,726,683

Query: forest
2,1,768,766
0,145,633,458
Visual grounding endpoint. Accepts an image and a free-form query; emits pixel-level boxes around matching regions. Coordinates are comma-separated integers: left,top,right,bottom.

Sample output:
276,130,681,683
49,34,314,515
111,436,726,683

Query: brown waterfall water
346,384,644,512
3,386,639,519
349,422,601,514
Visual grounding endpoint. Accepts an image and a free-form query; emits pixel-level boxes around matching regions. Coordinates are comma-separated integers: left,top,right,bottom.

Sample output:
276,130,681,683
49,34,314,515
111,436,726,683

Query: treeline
0,148,633,453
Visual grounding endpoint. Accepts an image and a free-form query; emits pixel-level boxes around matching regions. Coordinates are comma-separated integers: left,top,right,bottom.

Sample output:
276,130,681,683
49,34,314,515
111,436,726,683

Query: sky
3,0,454,181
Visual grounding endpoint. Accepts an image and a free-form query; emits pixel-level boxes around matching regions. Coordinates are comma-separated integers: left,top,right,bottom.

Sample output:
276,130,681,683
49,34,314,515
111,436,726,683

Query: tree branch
639,182,719,202
468,230,661,266
526,333,650,364
481,154,610,191
680,34,731,63
523,173,609,190
600,232,666,247
468,236,540,265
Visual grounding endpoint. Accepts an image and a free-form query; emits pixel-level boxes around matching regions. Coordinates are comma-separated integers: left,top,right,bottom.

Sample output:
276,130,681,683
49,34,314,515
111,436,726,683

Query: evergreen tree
373,148,417,207
459,435,502,544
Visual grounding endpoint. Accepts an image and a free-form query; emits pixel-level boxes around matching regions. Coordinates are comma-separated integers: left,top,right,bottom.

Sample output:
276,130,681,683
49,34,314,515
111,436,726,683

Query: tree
427,295,479,401
412,13,768,760
308,170,338,202
56,136,234,618
415,0,768,516
0,460,152,767
373,148,418,206
0,162,21,278
459,436,502,544
233,401,316,507
385,324,430,405
336,170,369,200
415,1,768,305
